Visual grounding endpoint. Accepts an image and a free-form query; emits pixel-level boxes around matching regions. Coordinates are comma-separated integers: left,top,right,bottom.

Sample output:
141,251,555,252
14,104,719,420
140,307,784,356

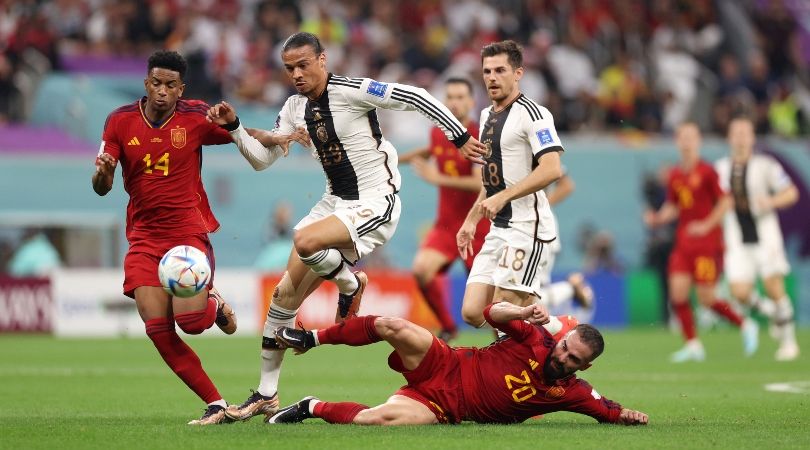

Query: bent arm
501,151,562,203
92,170,113,196
398,146,430,164
546,173,574,206
229,124,285,171
769,184,799,210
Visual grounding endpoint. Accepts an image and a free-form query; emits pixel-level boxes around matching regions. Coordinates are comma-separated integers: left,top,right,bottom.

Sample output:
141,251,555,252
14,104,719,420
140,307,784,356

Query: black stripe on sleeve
390,87,465,137
534,145,564,163
517,96,543,121
330,79,362,90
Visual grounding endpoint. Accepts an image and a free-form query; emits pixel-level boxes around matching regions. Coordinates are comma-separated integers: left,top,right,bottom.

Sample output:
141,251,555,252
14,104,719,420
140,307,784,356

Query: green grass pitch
2,328,808,449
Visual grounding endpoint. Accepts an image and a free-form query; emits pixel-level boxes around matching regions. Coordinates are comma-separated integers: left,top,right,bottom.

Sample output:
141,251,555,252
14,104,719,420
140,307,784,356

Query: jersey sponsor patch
536,128,554,145
367,80,388,98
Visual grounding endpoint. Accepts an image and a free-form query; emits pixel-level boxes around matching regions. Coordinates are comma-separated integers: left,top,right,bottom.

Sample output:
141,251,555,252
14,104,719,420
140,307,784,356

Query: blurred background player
398,77,489,342
645,122,757,363
269,302,648,426
207,32,487,422
536,172,594,317
91,51,237,425
457,40,563,330
715,117,800,361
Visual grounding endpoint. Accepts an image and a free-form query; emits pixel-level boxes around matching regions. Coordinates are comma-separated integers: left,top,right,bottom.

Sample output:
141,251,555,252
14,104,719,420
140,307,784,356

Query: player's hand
278,127,311,155
642,209,657,228
456,221,477,260
459,137,487,165
521,304,550,325
411,157,440,184
95,152,117,176
479,192,508,220
207,101,238,126
685,220,711,236
618,408,648,426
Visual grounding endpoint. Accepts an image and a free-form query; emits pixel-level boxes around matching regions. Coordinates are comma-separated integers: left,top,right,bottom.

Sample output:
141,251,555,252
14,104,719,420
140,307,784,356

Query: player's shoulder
515,94,551,122
329,73,365,90
104,99,140,128
751,152,779,166
697,159,718,174
175,99,212,119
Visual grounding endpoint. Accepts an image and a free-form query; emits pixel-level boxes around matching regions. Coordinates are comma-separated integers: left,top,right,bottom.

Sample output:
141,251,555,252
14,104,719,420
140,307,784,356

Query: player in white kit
715,117,800,361
456,40,566,332
207,32,487,420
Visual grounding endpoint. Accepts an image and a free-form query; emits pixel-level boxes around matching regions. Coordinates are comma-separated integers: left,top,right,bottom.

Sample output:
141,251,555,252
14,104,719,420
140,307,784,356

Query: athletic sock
541,315,564,335
419,274,456,332
710,300,743,327
317,316,381,346
672,301,697,341
300,249,358,294
208,399,227,408
174,298,217,335
145,317,221,404
258,303,298,397
313,401,369,424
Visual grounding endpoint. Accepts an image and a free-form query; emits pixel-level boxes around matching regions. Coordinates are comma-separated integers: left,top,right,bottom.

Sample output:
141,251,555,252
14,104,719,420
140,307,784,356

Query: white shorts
467,226,552,295
724,240,790,283
295,193,401,264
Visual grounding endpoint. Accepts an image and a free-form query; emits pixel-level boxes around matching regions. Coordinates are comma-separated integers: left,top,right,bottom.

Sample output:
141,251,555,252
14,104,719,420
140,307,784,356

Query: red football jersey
666,160,724,251
456,305,623,424
429,122,484,232
98,97,232,241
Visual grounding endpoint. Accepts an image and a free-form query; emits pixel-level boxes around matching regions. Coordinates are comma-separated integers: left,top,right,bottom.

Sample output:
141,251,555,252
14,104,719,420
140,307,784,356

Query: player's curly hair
574,324,605,360
283,32,324,55
481,40,523,69
147,51,187,80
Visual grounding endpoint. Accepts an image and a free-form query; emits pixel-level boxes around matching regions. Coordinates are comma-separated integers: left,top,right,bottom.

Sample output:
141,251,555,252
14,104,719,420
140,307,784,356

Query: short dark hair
481,40,523,69
147,51,187,80
574,324,605,360
282,32,324,55
445,77,473,94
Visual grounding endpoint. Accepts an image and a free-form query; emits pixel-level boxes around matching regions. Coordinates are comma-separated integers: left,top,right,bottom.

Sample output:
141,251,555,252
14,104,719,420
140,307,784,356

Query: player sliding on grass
92,51,237,425
268,302,648,425
206,32,487,421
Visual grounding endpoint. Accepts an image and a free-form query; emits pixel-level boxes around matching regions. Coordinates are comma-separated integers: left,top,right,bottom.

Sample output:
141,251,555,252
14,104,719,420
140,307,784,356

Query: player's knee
375,316,410,339
293,229,321,257
176,321,206,335
729,284,750,303
270,273,298,310
411,262,432,286
353,409,386,425
461,303,484,327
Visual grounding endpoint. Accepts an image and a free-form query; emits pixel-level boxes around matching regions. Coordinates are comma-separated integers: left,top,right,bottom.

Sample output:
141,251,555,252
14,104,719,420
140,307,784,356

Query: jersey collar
139,96,176,129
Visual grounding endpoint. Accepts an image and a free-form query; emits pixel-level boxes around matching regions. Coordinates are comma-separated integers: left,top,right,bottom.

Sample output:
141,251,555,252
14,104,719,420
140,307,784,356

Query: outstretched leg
267,394,437,425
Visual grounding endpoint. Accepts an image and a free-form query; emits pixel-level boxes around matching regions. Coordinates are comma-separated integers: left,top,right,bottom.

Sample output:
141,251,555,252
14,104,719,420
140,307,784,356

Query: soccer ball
158,245,211,298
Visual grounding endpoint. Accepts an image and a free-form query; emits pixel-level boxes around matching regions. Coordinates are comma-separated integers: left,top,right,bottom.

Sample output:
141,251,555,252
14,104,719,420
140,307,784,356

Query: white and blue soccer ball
158,245,211,298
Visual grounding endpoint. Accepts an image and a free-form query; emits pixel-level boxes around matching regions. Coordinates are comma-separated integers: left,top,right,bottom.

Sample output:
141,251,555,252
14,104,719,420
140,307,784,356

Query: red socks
145,317,221,404
672,301,697,341
317,316,382,346
313,401,368,424
174,297,217,335
711,301,744,327
419,274,456,333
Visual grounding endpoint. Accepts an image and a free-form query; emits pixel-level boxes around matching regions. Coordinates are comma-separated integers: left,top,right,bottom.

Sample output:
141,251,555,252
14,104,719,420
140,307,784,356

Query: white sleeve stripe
333,75,364,84
517,97,543,121
391,87,465,137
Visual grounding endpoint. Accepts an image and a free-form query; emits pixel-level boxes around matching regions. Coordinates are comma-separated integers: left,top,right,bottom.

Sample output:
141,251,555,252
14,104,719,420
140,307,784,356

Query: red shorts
390,337,464,424
668,246,722,284
123,234,215,298
421,221,488,271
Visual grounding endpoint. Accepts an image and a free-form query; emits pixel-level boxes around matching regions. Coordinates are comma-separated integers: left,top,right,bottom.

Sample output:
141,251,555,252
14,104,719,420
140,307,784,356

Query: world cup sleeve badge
367,80,388,98
536,128,554,146
171,127,187,148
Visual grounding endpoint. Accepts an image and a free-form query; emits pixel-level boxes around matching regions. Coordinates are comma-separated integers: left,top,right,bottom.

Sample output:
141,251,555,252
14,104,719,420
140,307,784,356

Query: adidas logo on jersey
127,137,141,146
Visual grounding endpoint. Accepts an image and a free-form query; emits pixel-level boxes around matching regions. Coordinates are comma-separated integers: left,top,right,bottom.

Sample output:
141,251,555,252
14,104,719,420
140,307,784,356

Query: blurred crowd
1,0,809,135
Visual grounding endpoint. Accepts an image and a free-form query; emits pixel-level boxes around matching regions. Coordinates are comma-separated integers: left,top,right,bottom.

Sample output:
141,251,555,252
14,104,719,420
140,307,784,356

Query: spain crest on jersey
171,127,186,149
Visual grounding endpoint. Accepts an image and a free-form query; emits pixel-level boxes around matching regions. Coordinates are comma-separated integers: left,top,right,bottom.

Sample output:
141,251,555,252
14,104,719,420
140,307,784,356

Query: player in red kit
267,302,647,426
92,51,240,425
399,78,490,341
645,122,758,363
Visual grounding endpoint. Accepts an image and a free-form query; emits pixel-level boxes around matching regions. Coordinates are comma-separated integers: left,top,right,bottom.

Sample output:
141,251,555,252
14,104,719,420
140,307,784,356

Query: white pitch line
763,381,810,395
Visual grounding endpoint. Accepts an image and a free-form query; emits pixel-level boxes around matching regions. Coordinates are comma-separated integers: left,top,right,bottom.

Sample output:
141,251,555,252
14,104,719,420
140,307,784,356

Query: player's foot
274,326,317,355
775,340,800,361
568,273,594,309
224,390,279,421
670,340,705,363
438,328,458,343
741,318,759,357
188,404,229,425
335,271,367,323
265,396,318,424
210,288,237,334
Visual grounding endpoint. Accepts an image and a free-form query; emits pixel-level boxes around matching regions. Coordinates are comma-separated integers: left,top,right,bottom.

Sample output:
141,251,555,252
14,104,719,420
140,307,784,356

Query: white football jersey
715,153,792,248
273,74,472,200
478,94,563,240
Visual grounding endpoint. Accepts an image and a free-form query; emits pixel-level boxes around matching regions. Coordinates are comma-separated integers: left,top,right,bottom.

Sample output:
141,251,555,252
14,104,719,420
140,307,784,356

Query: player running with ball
92,51,238,425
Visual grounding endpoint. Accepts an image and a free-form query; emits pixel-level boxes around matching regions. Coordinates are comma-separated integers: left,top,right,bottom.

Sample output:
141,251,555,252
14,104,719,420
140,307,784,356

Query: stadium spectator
267,302,649,426
7,228,61,277
254,202,294,271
